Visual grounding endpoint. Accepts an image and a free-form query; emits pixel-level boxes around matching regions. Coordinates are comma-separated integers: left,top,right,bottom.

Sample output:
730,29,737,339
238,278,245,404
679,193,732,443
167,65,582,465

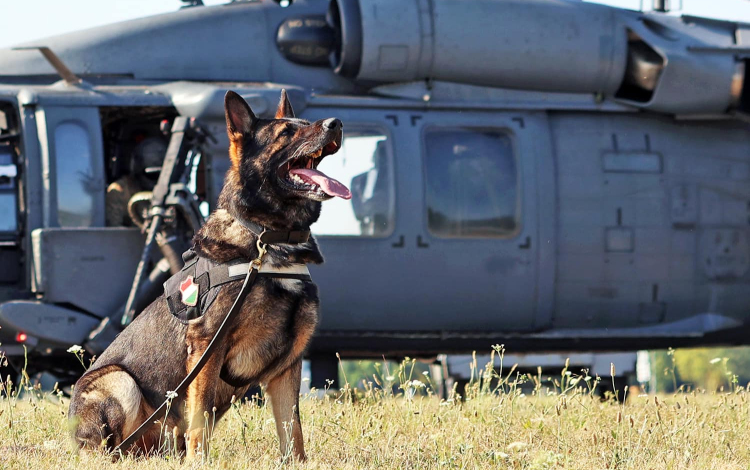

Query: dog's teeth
287,171,322,191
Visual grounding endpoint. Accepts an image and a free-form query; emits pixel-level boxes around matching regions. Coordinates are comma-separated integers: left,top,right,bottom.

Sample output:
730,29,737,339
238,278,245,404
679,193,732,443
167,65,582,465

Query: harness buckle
251,234,268,270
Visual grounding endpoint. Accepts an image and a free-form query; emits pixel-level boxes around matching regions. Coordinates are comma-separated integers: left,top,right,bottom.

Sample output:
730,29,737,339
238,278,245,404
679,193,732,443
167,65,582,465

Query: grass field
1,351,749,469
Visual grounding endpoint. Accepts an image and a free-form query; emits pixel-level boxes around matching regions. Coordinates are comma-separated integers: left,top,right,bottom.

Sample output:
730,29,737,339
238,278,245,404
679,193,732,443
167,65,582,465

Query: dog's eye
280,127,294,137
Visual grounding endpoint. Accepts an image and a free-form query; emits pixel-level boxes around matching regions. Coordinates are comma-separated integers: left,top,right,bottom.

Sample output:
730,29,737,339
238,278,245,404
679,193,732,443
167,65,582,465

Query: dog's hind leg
69,365,144,453
266,359,306,461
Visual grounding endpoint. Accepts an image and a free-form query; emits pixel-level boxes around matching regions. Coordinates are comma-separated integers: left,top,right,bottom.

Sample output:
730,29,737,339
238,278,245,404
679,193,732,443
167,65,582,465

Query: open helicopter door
29,105,144,317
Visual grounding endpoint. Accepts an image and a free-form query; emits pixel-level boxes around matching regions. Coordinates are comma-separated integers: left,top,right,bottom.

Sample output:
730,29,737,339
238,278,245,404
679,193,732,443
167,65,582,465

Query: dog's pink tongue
290,168,352,200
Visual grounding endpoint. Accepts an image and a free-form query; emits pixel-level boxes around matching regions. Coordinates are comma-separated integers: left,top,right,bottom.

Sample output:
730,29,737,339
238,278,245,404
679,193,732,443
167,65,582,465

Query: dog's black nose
323,118,342,130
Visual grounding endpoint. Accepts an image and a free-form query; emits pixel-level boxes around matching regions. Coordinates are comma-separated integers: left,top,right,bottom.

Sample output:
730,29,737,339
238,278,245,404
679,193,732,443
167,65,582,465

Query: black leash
115,239,269,455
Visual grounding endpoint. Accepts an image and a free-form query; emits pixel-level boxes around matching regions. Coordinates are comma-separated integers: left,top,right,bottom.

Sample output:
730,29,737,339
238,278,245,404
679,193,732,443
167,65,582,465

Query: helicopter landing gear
309,354,339,391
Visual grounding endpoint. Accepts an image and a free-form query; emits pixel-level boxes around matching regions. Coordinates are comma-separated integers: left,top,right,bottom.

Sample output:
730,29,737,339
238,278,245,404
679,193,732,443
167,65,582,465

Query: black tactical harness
115,223,311,456
164,248,312,324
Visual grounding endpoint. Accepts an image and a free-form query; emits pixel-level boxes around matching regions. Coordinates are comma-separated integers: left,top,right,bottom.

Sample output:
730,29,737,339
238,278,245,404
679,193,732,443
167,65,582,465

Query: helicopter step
0,301,99,353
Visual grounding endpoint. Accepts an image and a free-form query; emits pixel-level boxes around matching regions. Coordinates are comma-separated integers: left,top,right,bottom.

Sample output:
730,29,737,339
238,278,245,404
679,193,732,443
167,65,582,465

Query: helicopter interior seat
106,136,168,228
29,227,146,319
350,140,390,236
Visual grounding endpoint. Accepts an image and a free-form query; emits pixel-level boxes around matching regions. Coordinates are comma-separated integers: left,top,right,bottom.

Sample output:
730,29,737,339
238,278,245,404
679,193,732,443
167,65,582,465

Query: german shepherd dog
68,90,351,460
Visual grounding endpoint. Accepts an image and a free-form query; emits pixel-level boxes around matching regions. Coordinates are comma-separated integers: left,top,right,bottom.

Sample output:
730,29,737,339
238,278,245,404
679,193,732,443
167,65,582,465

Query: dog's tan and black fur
68,90,347,460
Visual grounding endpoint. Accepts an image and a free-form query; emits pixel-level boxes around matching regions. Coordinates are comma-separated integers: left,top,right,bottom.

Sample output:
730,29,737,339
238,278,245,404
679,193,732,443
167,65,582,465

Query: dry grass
1,350,749,470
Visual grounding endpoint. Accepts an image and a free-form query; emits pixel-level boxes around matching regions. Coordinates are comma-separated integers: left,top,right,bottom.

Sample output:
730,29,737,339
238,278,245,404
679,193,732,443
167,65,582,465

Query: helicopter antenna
180,0,205,7
11,46,82,86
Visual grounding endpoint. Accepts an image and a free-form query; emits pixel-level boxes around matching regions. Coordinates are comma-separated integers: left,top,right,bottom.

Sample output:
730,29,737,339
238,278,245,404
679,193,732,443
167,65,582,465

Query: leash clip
251,234,268,270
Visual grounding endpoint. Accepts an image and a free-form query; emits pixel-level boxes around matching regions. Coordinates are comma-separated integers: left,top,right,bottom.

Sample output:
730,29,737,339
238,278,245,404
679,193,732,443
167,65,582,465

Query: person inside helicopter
105,136,167,227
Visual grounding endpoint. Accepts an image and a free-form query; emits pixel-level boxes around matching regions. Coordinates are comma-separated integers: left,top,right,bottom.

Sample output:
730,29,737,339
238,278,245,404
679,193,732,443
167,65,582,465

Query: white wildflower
67,345,83,354
43,440,58,449
407,380,426,389
166,390,178,400
507,442,527,451
710,358,722,364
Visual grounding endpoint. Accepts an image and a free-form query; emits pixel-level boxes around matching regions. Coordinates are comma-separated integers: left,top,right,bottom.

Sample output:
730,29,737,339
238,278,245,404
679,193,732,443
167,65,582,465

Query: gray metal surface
352,0,628,94
31,228,145,317
0,301,100,347
330,0,744,115
0,1,353,92
551,113,750,330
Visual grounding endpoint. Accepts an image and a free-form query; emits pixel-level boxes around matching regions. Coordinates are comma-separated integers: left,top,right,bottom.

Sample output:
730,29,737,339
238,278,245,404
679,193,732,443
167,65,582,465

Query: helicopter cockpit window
312,128,394,237
424,128,519,238
55,121,100,227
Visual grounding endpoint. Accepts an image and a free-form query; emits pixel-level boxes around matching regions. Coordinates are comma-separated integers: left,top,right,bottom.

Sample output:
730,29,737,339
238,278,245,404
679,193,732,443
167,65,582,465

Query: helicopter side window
0,144,17,232
311,128,394,237
424,128,519,238
0,106,18,234
55,121,99,227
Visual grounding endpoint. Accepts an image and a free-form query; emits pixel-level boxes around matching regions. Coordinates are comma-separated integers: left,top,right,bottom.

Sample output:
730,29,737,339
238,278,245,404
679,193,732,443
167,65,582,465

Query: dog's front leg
184,342,222,461
266,359,306,461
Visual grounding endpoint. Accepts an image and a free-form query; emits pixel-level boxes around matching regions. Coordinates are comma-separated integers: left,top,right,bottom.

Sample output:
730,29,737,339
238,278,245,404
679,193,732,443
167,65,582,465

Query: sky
1,0,750,49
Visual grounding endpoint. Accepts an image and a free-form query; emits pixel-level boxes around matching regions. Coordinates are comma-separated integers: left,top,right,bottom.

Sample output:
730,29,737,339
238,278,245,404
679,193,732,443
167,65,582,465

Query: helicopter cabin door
305,106,549,336
404,110,545,332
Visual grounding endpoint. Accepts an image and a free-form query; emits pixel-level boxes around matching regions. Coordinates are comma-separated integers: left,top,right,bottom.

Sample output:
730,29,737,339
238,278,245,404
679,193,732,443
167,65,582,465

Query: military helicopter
0,0,749,389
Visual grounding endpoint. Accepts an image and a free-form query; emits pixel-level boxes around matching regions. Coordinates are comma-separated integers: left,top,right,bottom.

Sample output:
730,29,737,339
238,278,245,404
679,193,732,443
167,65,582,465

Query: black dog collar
234,216,311,245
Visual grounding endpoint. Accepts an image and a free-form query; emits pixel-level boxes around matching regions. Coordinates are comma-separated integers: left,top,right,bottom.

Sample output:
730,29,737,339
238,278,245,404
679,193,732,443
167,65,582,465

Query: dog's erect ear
275,89,295,119
224,91,257,138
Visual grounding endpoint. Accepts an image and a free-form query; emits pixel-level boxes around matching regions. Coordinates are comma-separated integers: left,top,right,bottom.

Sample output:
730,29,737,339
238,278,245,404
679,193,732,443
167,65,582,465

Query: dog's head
222,90,351,229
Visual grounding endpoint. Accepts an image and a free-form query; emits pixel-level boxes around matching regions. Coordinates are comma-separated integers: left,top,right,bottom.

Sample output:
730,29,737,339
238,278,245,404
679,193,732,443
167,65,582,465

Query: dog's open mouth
279,140,352,200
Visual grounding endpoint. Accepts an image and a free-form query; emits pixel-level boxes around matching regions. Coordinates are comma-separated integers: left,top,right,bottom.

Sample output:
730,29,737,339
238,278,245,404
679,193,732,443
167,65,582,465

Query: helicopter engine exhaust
325,0,748,116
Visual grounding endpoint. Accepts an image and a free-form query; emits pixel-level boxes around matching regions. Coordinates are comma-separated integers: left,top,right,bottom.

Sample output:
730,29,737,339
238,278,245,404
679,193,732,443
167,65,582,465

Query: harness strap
227,262,311,280
115,264,259,455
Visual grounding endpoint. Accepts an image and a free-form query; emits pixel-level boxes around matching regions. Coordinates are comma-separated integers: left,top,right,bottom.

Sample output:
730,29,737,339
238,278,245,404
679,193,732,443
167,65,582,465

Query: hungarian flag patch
180,276,199,307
